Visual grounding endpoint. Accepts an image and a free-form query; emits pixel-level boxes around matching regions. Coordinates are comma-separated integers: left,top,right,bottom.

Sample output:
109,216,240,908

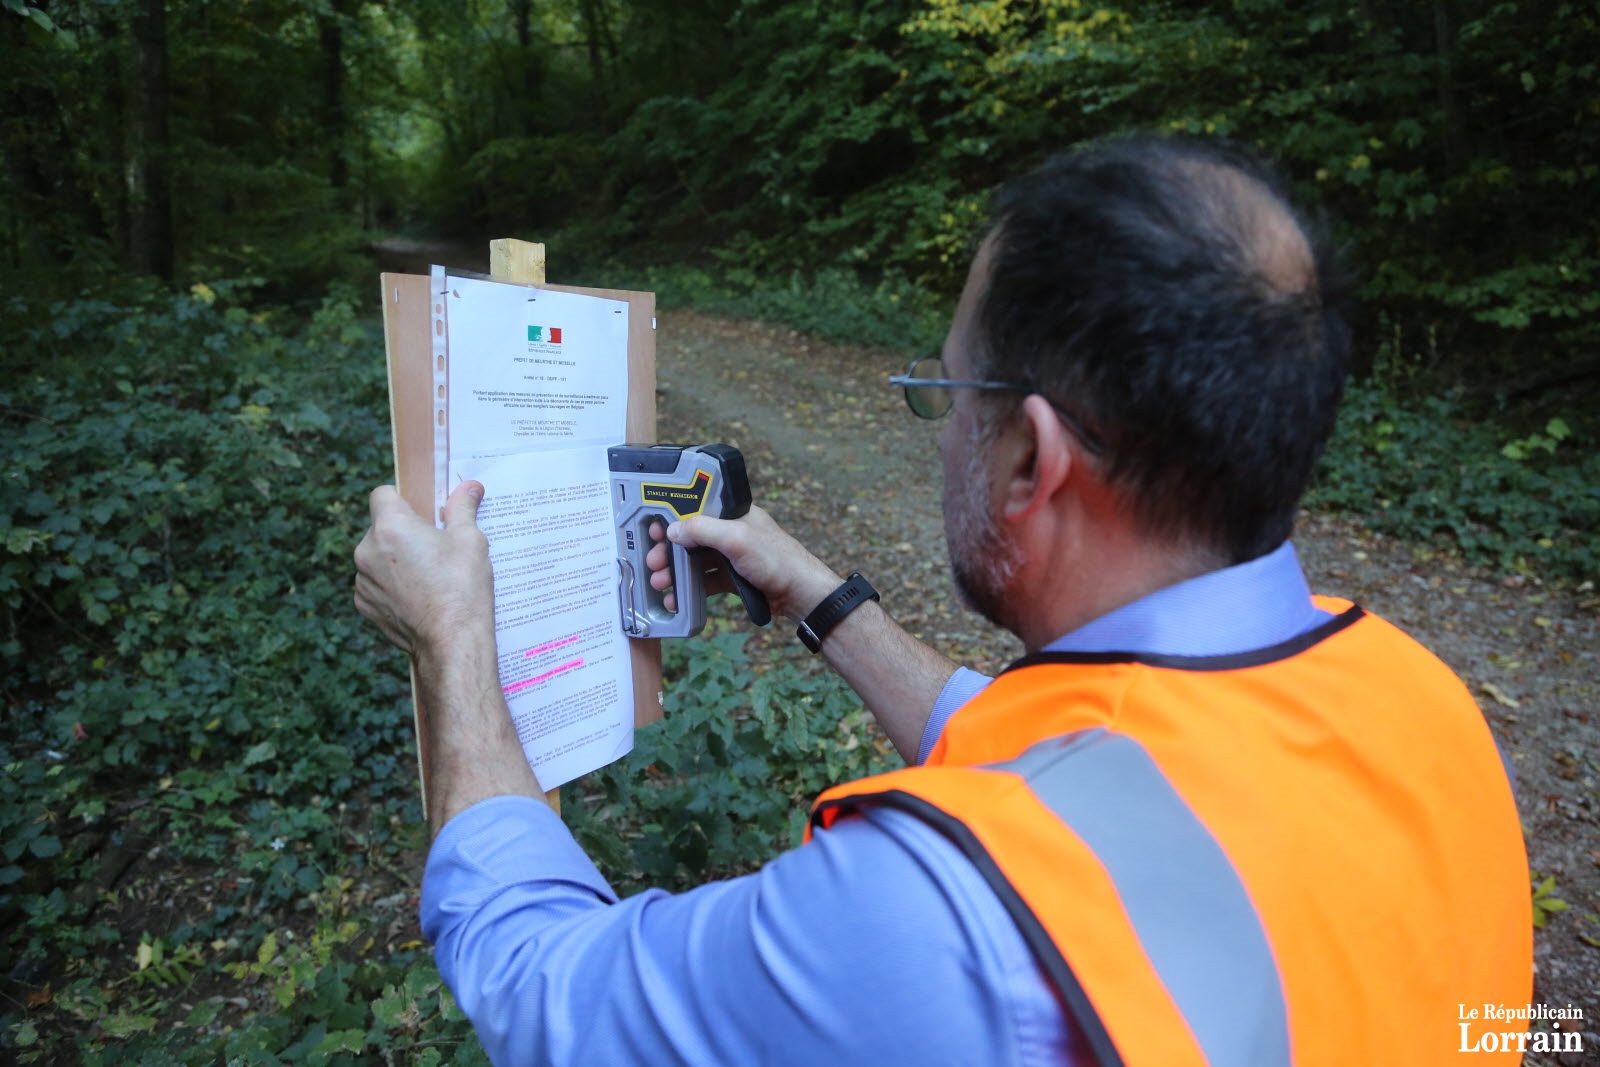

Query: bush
0,285,895,1062
0,286,459,1062
569,258,953,357
1,285,402,907
1311,383,1598,583
568,626,899,896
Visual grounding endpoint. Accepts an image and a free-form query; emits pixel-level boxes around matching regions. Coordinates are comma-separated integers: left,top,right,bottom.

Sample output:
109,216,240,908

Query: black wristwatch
797,573,879,653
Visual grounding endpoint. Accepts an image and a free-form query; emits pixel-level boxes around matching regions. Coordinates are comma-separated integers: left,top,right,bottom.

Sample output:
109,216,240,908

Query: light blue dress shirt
422,541,1331,1066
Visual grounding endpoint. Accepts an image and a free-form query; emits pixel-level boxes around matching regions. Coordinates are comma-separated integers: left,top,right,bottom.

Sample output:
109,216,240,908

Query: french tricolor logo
528,325,563,343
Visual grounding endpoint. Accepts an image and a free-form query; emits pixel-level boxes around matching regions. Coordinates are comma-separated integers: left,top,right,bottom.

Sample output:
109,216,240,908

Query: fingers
367,484,412,524
665,513,739,556
665,505,835,622
358,486,417,572
443,480,485,528
646,537,670,573
646,523,679,610
352,520,383,580
645,506,815,618
643,519,678,611
353,571,410,653
351,480,496,658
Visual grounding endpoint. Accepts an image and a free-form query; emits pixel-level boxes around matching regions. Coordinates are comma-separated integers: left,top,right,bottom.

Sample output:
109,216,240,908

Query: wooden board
378,245,663,817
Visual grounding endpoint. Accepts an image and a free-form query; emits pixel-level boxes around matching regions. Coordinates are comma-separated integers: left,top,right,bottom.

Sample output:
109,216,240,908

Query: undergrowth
573,258,953,357
1311,385,1597,583
569,626,897,898
0,283,887,1062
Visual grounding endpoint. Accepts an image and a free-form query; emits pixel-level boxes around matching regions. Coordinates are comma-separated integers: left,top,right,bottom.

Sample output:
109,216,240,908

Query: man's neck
1009,529,1227,655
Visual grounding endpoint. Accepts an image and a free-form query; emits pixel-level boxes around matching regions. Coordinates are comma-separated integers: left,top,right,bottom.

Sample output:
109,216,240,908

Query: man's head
939,134,1350,635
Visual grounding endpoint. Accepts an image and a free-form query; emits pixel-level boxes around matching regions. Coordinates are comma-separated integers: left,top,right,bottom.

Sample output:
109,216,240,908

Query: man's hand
646,503,958,763
354,482,495,659
353,480,542,836
645,505,841,622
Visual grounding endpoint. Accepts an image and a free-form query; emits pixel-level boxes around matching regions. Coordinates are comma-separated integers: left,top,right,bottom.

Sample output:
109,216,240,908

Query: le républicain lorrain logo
1458,1003,1586,1054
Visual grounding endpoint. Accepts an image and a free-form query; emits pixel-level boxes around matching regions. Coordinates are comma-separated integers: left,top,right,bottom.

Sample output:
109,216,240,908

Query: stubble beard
945,432,1022,632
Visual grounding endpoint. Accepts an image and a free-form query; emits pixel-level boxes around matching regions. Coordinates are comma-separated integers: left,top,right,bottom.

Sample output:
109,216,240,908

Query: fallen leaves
1481,681,1521,708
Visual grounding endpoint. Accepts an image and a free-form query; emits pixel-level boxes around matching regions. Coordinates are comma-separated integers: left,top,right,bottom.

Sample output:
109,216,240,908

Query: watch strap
797,573,879,653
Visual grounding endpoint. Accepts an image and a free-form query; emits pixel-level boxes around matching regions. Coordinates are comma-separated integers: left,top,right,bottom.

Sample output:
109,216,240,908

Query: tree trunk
127,0,174,280
511,0,538,135
579,0,609,114
320,0,349,191
512,0,531,51
1432,0,1467,172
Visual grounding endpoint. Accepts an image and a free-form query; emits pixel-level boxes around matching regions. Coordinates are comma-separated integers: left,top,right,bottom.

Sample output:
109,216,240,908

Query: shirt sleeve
421,793,1076,1066
918,666,994,764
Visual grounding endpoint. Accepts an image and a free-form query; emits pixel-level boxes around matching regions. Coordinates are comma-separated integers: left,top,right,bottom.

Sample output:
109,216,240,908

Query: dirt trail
653,307,1600,1051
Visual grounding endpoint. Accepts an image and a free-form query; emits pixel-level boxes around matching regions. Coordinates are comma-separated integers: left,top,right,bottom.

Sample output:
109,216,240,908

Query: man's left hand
354,481,495,660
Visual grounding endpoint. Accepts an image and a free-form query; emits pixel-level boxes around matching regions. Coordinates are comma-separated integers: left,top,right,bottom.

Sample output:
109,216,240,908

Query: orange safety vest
809,599,1531,1066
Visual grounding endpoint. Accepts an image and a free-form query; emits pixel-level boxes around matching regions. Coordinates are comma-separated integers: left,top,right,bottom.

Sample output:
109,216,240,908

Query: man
354,135,1530,1065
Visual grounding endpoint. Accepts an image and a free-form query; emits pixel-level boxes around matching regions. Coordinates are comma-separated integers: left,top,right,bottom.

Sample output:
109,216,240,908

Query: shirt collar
1043,541,1331,659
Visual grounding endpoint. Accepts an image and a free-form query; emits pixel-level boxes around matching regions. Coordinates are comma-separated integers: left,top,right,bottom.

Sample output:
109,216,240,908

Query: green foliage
588,260,951,356
569,625,899,895
595,0,1600,406
0,287,901,1061
17,877,484,1065
1,0,378,298
1311,383,1597,582
1,287,403,922
3,0,74,45
0,287,458,1061
10,0,1598,405
1532,873,1570,930
203,876,480,1067
128,935,205,990
1501,418,1573,462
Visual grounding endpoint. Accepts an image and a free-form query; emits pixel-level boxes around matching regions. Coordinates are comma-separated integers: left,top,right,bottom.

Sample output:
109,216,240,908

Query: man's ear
998,394,1072,524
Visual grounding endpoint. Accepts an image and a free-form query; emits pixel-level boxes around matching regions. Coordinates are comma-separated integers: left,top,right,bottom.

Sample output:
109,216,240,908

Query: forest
3,0,1598,1062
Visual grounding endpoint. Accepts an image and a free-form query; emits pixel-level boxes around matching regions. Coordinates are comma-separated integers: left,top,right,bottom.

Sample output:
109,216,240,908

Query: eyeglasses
888,355,1107,456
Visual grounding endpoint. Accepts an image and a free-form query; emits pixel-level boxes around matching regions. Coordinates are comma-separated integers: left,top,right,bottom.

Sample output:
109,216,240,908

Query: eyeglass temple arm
887,375,1020,391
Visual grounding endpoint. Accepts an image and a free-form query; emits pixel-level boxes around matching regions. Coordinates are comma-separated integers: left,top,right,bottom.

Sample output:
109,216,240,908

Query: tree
127,0,174,279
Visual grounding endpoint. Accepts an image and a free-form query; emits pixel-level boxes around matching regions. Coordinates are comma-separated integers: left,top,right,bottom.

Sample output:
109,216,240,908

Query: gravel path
654,308,1600,1056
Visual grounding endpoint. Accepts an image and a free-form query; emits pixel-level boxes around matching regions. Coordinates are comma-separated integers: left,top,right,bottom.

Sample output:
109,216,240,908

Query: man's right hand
645,505,841,623
648,503,957,763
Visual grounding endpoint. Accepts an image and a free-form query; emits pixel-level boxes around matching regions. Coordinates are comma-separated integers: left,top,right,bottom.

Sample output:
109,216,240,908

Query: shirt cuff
917,667,993,765
421,794,618,945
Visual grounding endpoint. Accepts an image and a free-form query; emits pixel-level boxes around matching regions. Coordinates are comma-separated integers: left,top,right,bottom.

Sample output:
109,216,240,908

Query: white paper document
442,273,635,787
445,275,630,460
448,447,633,789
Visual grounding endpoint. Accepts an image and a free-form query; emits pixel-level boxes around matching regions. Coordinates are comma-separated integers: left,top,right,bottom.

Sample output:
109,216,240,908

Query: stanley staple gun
608,443,772,638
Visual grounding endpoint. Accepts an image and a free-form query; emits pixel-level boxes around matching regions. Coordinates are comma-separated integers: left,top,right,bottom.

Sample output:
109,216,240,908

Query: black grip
699,443,768,626
699,443,753,520
730,569,772,627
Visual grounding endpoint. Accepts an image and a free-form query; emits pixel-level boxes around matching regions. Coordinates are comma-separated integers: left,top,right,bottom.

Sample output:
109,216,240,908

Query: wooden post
490,239,545,284
488,238,562,815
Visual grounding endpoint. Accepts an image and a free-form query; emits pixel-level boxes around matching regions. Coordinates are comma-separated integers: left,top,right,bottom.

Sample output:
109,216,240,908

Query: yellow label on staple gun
639,469,713,518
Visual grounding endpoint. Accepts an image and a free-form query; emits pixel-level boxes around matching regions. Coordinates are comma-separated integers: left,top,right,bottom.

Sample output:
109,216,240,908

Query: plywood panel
378,258,663,819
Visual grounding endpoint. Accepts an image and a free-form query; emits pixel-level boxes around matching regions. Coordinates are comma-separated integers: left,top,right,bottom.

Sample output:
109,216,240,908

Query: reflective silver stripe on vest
991,728,1291,1067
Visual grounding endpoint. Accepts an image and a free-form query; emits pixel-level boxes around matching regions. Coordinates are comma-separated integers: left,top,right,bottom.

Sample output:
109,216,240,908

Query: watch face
797,622,822,653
